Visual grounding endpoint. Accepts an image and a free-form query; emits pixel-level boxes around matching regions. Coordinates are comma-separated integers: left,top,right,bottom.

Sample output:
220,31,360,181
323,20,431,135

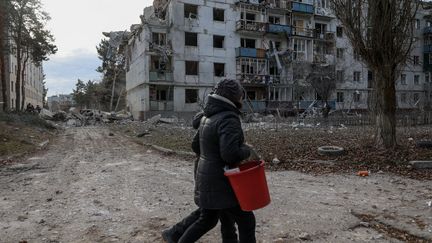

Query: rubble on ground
41,108,134,127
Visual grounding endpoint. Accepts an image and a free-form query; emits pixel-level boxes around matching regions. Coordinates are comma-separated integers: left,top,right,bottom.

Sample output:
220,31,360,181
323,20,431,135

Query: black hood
203,95,240,118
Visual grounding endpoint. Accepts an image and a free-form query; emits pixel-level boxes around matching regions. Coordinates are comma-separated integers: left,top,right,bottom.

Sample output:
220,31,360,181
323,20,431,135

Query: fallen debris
317,146,345,156
409,160,432,169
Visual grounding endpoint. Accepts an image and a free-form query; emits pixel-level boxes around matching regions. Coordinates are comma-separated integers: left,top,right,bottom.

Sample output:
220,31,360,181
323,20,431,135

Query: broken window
426,73,430,83
336,26,343,37
185,89,199,103
185,32,198,46
213,35,225,48
414,55,420,65
400,74,407,85
429,54,432,65
241,12,256,21
269,16,280,24
247,91,256,100
336,92,344,103
150,85,173,101
414,93,420,103
214,63,225,77
414,75,420,85
336,70,344,82
353,92,361,102
336,48,344,59
293,39,306,61
184,4,198,19
270,89,279,100
353,49,360,61
400,93,407,103
151,56,168,71
353,71,361,82
213,8,224,21
152,32,166,46
185,61,199,75
241,38,256,48
274,41,282,51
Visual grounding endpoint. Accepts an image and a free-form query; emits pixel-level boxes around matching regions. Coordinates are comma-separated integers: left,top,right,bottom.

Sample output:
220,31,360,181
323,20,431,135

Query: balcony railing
424,44,432,53
236,20,267,33
149,71,174,82
314,7,335,18
291,2,314,14
265,0,289,10
314,31,335,41
267,24,292,34
424,26,432,35
149,43,172,54
150,101,174,111
237,73,281,85
292,27,314,37
236,47,267,58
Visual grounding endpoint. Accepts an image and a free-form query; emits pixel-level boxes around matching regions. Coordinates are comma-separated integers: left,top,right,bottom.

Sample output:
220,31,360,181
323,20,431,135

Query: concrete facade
0,38,45,111
126,0,432,120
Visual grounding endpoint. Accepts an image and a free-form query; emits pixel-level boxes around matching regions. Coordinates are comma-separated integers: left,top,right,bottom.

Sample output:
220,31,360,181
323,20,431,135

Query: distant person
26,103,34,113
36,105,42,113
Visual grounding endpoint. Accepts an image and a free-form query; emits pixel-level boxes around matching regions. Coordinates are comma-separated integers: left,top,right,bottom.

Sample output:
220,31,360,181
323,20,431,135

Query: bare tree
305,64,336,118
330,0,419,148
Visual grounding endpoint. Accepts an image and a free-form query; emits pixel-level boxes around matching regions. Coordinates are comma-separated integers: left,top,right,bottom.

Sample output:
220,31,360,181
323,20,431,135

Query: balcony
149,42,172,55
236,20,267,34
314,31,336,41
267,24,292,35
292,27,314,38
424,26,432,35
265,0,289,11
314,7,335,18
150,101,174,111
424,44,432,53
236,47,267,58
237,73,281,85
291,2,314,14
149,71,173,82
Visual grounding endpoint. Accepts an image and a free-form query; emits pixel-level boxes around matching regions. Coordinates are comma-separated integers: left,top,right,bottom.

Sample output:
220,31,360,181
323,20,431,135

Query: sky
42,0,153,96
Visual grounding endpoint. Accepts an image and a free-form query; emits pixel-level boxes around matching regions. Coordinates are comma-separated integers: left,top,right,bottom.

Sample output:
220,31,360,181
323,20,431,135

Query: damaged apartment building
0,45,45,111
125,0,432,120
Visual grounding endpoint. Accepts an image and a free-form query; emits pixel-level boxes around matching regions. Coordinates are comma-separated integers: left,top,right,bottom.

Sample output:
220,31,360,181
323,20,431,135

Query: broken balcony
237,73,281,85
236,47,267,58
265,0,290,11
292,27,314,38
267,24,292,35
236,20,267,34
291,1,314,14
314,31,335,42
149,70,174,82
424,26,432,35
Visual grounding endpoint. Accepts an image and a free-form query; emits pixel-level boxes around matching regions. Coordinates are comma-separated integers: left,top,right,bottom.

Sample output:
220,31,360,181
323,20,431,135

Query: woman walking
178,79,256,243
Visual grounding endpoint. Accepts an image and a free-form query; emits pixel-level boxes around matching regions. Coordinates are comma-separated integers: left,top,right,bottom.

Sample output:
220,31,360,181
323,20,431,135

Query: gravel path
0,127,430,242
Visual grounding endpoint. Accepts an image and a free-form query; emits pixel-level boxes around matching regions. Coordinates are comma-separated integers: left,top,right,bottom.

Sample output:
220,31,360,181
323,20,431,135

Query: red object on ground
358,171,369,177
224,160,271,211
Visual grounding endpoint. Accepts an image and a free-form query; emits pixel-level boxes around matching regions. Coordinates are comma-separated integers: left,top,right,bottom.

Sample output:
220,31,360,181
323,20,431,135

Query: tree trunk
109,69,118,112
21,52,29,110
0,5,8,111
15,47,21,111
374,69,397,148
0,53,7,111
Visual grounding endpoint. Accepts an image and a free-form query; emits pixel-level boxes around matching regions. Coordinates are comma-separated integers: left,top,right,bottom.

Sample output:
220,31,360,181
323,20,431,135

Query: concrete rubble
40,108,134,127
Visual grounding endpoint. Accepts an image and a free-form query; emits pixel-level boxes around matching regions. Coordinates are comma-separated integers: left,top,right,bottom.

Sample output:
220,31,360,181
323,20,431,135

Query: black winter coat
192,94,251,209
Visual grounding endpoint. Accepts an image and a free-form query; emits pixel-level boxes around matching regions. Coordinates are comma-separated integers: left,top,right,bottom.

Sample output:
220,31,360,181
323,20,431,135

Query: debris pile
40,108,133,127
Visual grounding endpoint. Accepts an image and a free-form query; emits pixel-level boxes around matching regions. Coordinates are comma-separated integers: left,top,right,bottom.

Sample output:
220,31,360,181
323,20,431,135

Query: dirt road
0,127,431,242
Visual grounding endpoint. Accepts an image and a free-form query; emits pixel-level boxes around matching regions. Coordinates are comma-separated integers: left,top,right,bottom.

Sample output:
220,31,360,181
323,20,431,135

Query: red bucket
224,160,271,211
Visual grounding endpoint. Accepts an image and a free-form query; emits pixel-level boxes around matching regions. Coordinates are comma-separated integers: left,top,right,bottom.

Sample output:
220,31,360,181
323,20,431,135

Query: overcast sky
42,0,153,96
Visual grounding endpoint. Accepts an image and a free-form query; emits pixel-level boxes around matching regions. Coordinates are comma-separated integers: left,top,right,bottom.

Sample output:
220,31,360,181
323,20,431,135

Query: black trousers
178,206,256,243
170,208,238,243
